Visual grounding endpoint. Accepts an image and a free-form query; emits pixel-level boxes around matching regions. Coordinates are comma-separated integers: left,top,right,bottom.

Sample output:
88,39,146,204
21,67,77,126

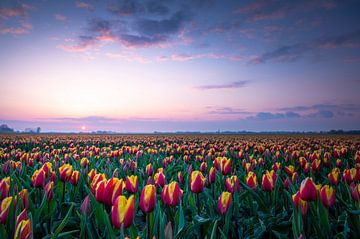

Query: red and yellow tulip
190,171,206,193
111,195,134,229
217,191,232,215
246,171,257,189
161,181,183,207
140,184,156,213
125,175,138,193
31,169,46,188
225,176,240,194
320,185,335,208
70,170,80,185
59,164,73,182
299,177,317,201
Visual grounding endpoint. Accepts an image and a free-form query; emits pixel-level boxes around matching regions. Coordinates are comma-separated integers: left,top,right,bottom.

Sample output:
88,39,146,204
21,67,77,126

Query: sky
1,0,360,132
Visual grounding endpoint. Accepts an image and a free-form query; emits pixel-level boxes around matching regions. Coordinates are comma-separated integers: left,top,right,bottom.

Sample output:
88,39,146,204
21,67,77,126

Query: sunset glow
1,0,360,132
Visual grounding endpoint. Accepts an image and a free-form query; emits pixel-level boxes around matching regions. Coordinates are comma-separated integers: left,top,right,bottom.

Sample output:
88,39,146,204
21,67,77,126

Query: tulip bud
177,171,184,184
284,177,290,190
0,177,10,200
81,195,91,215
352,184,360,201
18,189,29,210
285,166,295,177
0,196,15,224
292,191,309,215
111,195,134,229
246,171,257,189
190,171,206,193
200,162,207,173
262,171,274,192
59,164,73,182
299,177,317,201
146,163,153,176
220,157,231,175
161,182,183,207
70,170,80,186
208,167,217,184
217,192,232,215
343,168,356,184
154,172,166,187
14,210,32,239
44,181,54,201
225,176,240,194
140,184,156,213
31,169,46,188
125,175,138,193
320,185,335,208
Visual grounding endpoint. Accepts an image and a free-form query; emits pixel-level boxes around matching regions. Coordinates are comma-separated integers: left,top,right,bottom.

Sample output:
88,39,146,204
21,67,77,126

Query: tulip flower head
190,171,206,193
320,185,336,208
59,164,73,182
111,195,134,229
32,169,46,188
299,177,317,201
140,184,156,213
125,175,138,193
217,192,232,215
161,182,183,207
246,171,257,189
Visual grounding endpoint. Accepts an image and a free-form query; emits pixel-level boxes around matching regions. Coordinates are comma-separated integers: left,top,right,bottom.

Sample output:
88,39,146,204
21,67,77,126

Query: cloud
0,3,33,35
54,14,66,21
246,111,300,120
107,0,144,16
159,53,242,62
75,0,94,11
207,107,252,115
250,29,360,64
279,104,360,113
309,110,334,118
236,0,336,22
194,81,248,90
60,5,192,51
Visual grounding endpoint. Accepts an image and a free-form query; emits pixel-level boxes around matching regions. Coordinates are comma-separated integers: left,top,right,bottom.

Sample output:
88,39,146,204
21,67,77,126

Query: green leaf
51,204,74,239
210,220,219,239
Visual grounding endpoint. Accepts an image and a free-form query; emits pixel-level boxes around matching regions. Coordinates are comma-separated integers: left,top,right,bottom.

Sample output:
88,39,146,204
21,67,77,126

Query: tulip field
1,134,360,239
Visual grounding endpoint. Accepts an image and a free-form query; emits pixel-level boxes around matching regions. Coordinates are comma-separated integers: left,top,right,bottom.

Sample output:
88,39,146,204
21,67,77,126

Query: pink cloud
54,14,66,21
0,22,32,35
75,1,94,11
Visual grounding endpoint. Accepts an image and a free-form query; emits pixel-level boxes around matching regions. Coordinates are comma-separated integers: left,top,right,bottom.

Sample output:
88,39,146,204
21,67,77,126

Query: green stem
62,181,66,203
147,213,151,239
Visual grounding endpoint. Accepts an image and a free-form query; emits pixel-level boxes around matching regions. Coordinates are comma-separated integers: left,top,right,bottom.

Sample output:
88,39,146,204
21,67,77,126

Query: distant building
24,127,41,133
0,124,14,132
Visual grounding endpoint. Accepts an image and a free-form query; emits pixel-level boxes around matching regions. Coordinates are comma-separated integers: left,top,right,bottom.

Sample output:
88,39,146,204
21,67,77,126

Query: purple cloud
75,0,94,11
194,81,248,90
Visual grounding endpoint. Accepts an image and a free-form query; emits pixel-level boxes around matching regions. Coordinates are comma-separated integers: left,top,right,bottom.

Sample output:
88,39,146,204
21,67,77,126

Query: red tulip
81,195,91,215
0,196,15,224
208,167,217,184
161,182,183,207
70,170,80,185
14,209,32,239
18,189,29,210
177,171,184,184
328,168,340,185
200,162,207,173
0,177,10,200
285,165,295,177
352,184,360,201
299,177,317,201
217,191,232,215
154,172,165,187
246,171,257,189
220,157,231,175
125,175,138,193
225,176,240,194
284,177,290,190
190,171,206,193
146,163,153,176
31,169,45,188
44,181,54,201
293,191,309,215
140,184,156,213
343,168,356,184
262,171,274,192
320,185,335,208
111,195,134,229
90,173,106,194
59,164,73,182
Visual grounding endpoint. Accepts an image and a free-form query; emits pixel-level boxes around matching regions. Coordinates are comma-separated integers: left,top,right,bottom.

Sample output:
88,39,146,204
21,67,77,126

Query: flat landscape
1,134,360,238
